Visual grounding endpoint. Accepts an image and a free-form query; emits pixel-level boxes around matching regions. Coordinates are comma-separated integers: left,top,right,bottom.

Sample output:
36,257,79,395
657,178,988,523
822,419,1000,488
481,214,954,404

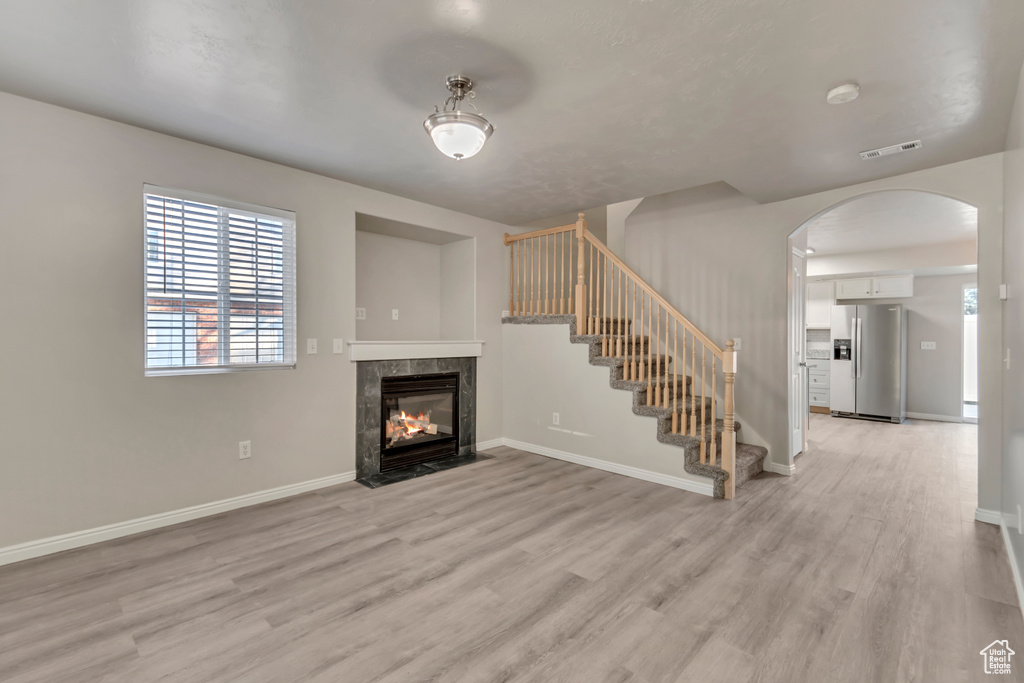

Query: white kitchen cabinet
806,281,834,328
835,275,914,300
835,278,872,299
872,275,914,298
807,359,830,410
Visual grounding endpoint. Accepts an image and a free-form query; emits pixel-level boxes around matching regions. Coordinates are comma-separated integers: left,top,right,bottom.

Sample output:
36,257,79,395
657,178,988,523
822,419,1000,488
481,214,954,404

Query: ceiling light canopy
805,247,816,254
826,83,860,105
424,76,494,161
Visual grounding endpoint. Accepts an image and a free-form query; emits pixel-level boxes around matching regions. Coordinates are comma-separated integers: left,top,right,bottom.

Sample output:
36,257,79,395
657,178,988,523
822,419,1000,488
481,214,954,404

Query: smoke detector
826,83,860,105
859,140,922,160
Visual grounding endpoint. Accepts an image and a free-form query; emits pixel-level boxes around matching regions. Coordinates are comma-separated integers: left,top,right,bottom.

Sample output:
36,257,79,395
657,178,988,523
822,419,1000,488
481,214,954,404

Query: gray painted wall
1002,63,1024,580
625,155,1004,513
843,273,976,419
502,323,710,494
0,91,509,550
355,231,442,341
440,238,477,340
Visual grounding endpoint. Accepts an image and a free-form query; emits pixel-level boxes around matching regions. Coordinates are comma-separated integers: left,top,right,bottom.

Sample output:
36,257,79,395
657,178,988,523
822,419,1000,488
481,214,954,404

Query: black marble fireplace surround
356,357,477,486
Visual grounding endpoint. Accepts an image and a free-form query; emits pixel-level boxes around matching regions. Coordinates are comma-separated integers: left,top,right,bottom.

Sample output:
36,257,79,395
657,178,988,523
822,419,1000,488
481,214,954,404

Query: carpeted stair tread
503,314,576,325
734,443,768,488
610,374,695,396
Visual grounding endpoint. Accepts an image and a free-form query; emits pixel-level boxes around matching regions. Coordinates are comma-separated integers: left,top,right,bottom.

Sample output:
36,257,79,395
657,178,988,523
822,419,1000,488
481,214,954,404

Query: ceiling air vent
859,140,922,160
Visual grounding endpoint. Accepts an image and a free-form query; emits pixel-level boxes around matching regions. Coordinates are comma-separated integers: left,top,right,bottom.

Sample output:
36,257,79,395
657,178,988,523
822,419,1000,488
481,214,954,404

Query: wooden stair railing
504,213,739,499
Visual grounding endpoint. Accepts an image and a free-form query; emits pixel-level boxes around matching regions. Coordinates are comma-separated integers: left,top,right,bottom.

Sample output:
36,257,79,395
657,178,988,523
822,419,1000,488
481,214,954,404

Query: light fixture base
446,76,473,98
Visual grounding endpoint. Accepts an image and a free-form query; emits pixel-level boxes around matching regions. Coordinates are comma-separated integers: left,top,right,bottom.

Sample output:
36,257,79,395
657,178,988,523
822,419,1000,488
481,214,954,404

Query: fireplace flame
386,409,437,447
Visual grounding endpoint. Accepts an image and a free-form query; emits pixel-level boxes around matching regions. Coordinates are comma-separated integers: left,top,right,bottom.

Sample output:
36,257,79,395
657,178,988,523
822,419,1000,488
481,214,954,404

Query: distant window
144,186,296,375
963,287,978,315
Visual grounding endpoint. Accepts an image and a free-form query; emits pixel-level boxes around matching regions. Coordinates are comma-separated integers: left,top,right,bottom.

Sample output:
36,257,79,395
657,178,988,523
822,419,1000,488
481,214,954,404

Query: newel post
574,212,587,333
722,340,738,500
504,233,513,316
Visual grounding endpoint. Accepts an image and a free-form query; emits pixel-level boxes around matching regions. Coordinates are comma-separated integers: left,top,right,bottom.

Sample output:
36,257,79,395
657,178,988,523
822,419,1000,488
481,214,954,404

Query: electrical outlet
920,341,937,350
333,338,345,354
355,308,366,320
239,440,251,460
392,309,399,320
306,338,318,354
552,412,560,426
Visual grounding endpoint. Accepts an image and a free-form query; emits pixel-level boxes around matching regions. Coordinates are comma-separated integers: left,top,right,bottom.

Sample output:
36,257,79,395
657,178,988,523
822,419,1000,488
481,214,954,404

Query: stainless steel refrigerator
829,304,907,423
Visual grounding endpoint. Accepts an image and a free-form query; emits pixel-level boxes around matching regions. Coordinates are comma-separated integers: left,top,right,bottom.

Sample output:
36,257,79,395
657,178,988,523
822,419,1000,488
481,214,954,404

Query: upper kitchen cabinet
806,280,834,328
835,278,872,299
871,275,914,298
835,275,913,300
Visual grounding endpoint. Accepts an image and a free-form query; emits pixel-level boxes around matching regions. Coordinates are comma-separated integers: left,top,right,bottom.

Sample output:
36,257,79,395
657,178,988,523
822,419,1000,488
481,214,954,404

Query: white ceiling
0,1,1022,224
805,190,978,255
806,191,974,254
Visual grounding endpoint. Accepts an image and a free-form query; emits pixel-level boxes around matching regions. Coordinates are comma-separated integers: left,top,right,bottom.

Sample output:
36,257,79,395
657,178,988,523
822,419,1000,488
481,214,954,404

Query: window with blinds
144,186,296,375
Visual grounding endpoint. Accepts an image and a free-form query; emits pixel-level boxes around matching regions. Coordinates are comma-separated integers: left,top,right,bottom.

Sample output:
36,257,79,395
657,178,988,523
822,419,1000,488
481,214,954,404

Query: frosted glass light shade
423,110,494,160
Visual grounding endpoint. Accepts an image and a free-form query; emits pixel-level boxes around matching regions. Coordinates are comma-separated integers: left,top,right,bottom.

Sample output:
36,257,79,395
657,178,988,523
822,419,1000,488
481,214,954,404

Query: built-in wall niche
354,214,475,343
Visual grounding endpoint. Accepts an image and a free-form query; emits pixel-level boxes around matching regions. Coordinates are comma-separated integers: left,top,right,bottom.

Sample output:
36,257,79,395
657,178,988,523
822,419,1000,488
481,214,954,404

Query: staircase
502,214,768,499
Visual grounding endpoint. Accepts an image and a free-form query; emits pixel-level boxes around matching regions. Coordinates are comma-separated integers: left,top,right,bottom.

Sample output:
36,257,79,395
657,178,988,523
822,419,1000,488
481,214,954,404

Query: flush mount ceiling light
826,83,860,105
805,247,816,254
424,75,494,160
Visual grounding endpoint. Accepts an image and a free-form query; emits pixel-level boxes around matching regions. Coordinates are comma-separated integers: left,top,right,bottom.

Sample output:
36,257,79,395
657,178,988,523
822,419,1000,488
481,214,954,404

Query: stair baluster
711,356,717,467
646,293,653,405
617,266,624,356
561,231,569,313
690,337,698,441
672,321,678,433
701,346,707,464
630,280,637,380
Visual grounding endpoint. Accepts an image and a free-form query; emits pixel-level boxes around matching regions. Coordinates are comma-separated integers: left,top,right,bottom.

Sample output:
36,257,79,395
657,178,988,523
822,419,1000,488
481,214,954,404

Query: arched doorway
787,190,979,467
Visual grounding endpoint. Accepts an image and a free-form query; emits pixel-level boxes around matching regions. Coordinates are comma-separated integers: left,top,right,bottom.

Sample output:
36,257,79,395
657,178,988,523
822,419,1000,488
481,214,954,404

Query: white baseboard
502,438,714,497
0,471,356,568
976,507,1003,525
1000,521,1024,619
764,461,796,476
475,438,505,452
906,412,964,424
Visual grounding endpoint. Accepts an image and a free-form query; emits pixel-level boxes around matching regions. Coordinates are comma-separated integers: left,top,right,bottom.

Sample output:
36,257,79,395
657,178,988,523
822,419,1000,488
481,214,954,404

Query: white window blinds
144,186,296,375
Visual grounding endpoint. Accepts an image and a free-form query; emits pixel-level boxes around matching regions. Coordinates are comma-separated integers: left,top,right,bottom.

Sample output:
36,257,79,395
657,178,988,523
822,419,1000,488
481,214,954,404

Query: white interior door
790,251,806,458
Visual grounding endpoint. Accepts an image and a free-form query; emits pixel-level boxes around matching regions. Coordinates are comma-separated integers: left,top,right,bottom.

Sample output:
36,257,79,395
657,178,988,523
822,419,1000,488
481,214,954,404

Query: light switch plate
392,309,399,320
920,341,936,350
333,339,344,354
306,338,318,354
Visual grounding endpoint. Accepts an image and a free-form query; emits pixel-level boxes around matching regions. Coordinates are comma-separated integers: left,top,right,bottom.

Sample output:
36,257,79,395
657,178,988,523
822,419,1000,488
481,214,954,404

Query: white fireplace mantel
346,340,484,362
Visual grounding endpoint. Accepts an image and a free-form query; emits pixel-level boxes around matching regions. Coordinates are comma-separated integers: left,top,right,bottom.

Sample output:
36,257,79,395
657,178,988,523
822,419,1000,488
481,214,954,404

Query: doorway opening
787,189,979,471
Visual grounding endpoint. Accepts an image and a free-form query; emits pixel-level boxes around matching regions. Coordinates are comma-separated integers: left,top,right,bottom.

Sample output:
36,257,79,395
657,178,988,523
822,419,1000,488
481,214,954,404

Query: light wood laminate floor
1,415,1020,682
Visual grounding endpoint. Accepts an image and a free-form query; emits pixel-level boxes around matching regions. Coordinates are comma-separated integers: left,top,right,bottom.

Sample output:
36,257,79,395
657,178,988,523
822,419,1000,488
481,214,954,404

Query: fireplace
381,373,459,471
355,357,477,484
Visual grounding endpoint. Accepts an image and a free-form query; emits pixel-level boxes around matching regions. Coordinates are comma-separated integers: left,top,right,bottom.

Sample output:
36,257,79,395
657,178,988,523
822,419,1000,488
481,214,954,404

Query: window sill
145,363,296,377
